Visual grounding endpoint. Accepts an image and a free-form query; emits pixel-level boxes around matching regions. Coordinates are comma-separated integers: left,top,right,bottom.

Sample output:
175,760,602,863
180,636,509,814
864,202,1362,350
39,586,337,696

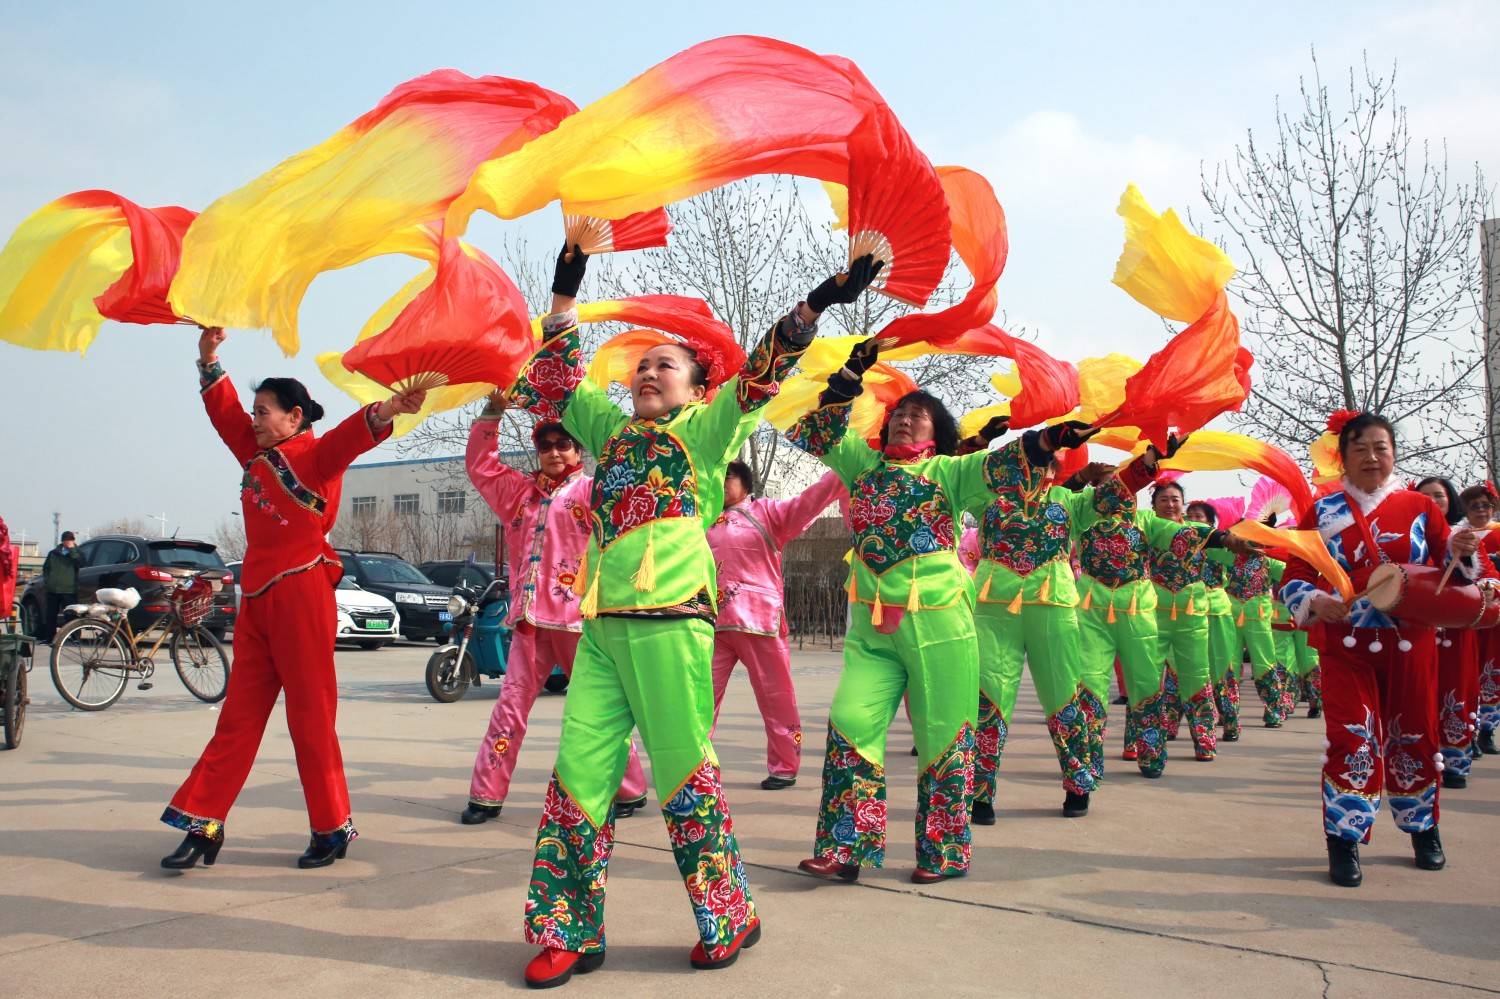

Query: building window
437,490,466,515
394,494,420,516
351,496,377,516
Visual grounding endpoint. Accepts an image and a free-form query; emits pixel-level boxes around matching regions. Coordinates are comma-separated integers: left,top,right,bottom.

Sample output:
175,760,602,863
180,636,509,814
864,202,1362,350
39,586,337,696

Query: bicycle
1,619,32,748
49,570,231,711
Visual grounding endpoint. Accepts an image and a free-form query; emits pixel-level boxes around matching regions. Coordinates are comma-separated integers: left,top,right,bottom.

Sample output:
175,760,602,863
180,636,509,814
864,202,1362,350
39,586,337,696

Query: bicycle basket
172,578,216,629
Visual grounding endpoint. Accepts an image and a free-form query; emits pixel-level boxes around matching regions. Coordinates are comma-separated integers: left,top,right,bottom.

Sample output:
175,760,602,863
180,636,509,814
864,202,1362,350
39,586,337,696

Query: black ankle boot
971,800,996,825
1062,791,1090,818
1412,827,1446,871
760,774,796,790
1479,730,1499,756
613,794,648,819
460,802,501,825
298,835,350,869
1326,835,1362,887
161,831,223,870
1442,770,1468,790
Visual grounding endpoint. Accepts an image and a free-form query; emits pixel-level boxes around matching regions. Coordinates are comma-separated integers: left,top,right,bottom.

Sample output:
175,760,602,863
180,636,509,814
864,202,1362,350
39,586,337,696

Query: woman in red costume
160,326,425,871
1279,412,1479,888
1415,477,1481,788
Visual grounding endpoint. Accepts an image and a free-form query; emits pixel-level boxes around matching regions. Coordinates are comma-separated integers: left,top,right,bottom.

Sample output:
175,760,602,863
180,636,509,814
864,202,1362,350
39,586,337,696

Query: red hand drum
1358,563,1500,629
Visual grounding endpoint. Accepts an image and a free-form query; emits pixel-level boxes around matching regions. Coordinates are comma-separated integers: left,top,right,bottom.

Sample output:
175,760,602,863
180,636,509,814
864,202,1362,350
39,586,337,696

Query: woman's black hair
1415,476,1464,526
670,344,711,389
1336,412,1396,458
878,390,959,456
726,460,756,495
253,377,324,430
1150,480,1186,505
1184,500,1217,527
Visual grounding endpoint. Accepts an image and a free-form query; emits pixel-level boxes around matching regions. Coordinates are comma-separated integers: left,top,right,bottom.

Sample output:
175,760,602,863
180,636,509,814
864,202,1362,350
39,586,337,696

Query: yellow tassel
572,547,589,597
906,562,920,612
1007,589,1024,615
1038,576,1051,603
1128,588,1138,616
1258,603,1267,621
1236,609,1245,627
979,576,992,602
1186,595,1196,616
1081,590,1093,612
847,572,858,604
1171,602,1178,622
871,591,885,628
580,568,601,619
1107,601,1117,624
631,533,657,592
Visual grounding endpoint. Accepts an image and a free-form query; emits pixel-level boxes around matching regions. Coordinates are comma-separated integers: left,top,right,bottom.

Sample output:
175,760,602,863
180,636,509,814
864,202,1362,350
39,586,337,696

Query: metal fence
782,515,851,649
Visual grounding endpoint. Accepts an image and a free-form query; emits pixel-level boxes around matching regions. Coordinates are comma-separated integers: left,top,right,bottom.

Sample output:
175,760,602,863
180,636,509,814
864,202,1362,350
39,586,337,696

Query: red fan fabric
579,294,744,393
877,166,1007,346
87,195,196,324
341,237,531,392
937,324,1079,428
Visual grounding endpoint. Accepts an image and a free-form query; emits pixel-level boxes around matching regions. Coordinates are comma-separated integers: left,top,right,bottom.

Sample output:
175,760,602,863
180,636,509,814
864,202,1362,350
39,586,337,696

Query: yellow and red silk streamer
1095,185,1249,449
550,295,743,394
1230,519,1355,602
0,190,195,354
938,325,1079,430
170,71,579,355
448,35,952,306
1310,432,1341,484
765,355,917,449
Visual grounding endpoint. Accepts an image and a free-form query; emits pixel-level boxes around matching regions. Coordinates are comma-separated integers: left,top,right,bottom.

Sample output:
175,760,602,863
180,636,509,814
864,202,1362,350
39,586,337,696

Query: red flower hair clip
1326,409,1361,436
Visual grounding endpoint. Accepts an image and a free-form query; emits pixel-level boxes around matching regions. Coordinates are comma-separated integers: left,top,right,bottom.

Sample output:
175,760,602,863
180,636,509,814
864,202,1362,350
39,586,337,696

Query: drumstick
1435,560,1457,595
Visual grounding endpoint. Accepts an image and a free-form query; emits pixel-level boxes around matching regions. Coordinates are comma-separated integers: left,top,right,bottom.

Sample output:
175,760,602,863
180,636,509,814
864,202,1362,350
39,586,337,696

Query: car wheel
357,640,390,650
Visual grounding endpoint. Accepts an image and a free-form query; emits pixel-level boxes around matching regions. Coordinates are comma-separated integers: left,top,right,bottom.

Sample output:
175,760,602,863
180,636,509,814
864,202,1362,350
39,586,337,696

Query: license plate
438,611,452,622
364,620,389,630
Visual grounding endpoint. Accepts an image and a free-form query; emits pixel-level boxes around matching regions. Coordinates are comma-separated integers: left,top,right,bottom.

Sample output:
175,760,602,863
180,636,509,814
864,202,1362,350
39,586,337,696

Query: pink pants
710,629,802,778
468,624,646,807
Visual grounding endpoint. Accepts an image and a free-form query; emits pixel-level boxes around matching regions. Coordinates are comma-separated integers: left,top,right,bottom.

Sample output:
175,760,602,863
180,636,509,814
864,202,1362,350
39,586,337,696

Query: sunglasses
535,439,576,454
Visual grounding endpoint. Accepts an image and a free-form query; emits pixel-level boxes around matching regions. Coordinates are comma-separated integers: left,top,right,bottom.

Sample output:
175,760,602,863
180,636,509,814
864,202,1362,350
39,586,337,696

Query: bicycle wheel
170,626,230,702
50,618,131,711
3,659,24,748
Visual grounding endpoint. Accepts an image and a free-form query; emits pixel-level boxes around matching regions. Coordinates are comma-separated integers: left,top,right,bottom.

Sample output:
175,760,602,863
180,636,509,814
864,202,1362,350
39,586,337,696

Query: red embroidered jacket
200,361,390,597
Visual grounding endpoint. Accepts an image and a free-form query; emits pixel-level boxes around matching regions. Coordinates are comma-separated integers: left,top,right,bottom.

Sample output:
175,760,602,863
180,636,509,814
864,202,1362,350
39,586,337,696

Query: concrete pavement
2,640,1496,997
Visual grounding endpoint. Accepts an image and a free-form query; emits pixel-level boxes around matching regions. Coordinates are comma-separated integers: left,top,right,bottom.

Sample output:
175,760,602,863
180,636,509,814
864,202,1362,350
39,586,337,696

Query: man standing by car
40,531,84,642
458,394,647,824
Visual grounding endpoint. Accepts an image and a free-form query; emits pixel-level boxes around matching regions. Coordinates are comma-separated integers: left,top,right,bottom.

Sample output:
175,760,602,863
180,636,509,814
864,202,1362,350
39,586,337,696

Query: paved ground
2,638,1496,997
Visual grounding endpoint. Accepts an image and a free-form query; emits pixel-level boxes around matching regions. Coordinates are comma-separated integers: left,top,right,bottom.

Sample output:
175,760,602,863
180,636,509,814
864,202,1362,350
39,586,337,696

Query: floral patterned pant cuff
161,806,225,843
1127,692,1168,777
814,724,887,868
1215,674,1241,739
666,760,757,962
1081,688,1106,780
1304,667,1323,711
914,724,976,875
1161,666,1182,739
1274,664,1296,720
1183,684,1218,760
1254,670,1286,726
973,695,1006,806
525,775,615,954
1047,687,1098,796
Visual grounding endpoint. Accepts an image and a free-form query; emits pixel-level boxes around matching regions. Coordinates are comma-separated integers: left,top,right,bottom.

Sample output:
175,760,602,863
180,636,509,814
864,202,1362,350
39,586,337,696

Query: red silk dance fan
342,237,532,394
563,207,671,256
842,110,952,307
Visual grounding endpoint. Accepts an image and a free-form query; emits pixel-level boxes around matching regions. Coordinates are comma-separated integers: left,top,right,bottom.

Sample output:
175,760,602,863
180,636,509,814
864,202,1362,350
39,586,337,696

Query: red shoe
690,919,761,970
797,856,859,882
911,866,967,884
524,947,604,989
1121,747,1138,761
1194,749,1216,762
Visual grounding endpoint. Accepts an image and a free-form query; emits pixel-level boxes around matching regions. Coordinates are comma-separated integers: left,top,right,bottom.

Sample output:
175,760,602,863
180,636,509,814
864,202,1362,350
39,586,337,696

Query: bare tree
90,516,148,537
1200,51,1493,481
211,516,247,561
398,177,997,494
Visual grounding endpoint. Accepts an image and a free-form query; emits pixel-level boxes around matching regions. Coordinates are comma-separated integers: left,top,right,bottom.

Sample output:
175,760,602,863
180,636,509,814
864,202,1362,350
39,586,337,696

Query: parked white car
335,576,401,649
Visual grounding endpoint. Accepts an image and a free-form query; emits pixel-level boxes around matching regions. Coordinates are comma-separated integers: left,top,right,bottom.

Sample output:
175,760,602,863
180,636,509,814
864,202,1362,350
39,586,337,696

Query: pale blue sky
2,1,1496,545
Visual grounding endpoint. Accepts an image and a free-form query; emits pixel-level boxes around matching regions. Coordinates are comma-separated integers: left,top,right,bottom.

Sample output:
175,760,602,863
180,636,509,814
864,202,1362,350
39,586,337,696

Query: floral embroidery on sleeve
785,401,852,459
736,310,816,413
197,358,226,392
512,317,583,422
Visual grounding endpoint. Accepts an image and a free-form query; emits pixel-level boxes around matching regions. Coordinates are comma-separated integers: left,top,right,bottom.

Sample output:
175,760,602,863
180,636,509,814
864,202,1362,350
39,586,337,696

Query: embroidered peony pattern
1046,688,1098,796
847,464,955,574
914,725,975,876
1225,553,1273,601
1150,527,1208,592
524,775,614,954
785,402,850,458
590,422,696,549
1080,520,1149,587
980,495,1072,574
813,725,887,868
514,328,585,424
973,695,1006,806
664,759,757,960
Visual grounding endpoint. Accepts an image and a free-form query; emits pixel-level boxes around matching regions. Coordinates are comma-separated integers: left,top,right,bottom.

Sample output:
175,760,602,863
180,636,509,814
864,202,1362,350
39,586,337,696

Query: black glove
976,415,1010,446
551,242,588,298
822,337,880,402
1042,420,1098,452
806,253,885,313
1147,432,1190,462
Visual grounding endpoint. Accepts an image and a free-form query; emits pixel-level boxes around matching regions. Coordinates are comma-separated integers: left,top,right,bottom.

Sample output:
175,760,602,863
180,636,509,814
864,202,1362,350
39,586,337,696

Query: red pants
165,569,351,838
1436,629,1478,777
1319,626,1440,843
468,623,646,807
709,630,802,778
1481,629,1500,738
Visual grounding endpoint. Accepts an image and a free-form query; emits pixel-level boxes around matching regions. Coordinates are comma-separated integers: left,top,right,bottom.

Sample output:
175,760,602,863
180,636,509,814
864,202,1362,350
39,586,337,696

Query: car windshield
336,577,359,591
149,545,224,569
356,556,431,585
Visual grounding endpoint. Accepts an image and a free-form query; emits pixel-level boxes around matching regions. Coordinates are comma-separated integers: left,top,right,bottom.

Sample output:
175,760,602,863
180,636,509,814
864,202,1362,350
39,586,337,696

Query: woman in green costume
1147,481,1224,761
1223,546,1289,727
1185,502,1244,743
789,337,1096,881
513,245,883,987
